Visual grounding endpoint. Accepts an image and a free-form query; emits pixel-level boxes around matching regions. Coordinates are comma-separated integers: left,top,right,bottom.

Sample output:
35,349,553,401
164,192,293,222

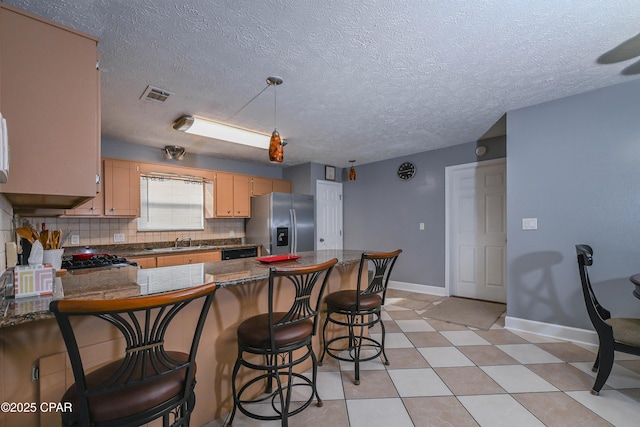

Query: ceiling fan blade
598,33,640,64
622,58,640,75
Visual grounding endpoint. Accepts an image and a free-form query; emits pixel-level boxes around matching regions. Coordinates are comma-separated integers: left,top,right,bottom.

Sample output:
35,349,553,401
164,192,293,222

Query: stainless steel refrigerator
245,193,315,255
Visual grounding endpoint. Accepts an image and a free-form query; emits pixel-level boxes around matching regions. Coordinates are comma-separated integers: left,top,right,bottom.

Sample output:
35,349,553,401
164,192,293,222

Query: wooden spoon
53,229,62,249
24,223,39,243
40,230,49,250
16,227,35,243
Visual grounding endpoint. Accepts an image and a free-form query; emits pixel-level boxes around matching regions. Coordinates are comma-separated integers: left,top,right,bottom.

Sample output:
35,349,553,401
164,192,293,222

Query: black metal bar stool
319,249,401,385
226,258,337,427
49,281,217,427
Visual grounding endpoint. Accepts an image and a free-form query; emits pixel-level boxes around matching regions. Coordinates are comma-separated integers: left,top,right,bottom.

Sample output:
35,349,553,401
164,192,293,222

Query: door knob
319,238,325,242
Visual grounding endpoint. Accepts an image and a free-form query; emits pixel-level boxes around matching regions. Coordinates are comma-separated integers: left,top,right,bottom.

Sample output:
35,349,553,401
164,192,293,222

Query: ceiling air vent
140,85,173,104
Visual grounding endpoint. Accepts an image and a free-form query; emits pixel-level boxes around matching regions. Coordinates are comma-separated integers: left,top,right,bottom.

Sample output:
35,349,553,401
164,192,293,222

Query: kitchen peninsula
0,250,365,427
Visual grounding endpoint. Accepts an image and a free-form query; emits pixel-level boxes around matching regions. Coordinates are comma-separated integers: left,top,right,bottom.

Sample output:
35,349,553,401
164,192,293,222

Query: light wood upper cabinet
64,191,103,216
252,177,273,196
273,179,292,193
0,5,100,209
215,172,251,218
104,159,140,217
214,172,234,217
64,164,104,216
252,177,292,196
233,175,251,216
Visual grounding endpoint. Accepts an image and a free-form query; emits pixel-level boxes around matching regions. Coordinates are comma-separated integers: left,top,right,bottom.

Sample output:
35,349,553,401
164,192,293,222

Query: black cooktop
62,254,138,271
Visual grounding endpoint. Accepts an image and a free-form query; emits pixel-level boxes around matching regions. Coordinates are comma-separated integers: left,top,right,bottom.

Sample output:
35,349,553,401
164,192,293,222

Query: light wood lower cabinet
156,251,221,267
127,256,156,269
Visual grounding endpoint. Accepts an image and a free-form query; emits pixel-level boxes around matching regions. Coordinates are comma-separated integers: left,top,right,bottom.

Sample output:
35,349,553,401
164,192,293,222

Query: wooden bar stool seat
319,250,401,385
226,258,337,427
50,281,217,427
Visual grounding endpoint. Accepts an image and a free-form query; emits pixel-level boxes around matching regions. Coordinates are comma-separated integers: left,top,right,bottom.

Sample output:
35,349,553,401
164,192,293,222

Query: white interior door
446,159,506,303
316,180,343,250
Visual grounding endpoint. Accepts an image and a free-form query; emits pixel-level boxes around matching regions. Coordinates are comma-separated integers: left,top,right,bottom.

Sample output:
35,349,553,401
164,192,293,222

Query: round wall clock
397,162,416,181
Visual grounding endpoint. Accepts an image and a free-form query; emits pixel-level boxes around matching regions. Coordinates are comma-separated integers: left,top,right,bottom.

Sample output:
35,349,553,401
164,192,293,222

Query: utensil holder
43,248,64,270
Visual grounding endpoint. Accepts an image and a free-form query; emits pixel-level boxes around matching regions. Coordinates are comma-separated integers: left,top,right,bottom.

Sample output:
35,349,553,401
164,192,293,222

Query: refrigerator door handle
291,208,298,253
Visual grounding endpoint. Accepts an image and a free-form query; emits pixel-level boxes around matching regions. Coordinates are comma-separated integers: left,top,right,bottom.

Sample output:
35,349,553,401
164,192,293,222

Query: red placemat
256,254,302,263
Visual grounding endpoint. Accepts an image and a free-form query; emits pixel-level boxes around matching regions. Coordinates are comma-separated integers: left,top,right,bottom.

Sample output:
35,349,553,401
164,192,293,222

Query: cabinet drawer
128,257,156,269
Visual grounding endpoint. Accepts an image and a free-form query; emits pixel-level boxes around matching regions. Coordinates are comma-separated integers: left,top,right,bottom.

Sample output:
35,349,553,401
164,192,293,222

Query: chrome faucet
186,237,192,247
175,237,181,248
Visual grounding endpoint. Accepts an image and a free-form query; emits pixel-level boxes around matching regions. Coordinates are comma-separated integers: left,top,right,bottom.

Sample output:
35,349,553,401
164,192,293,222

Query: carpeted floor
422,296,506,330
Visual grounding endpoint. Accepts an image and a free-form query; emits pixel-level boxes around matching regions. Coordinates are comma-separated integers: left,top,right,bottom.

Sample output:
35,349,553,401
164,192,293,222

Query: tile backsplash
15,216,245,248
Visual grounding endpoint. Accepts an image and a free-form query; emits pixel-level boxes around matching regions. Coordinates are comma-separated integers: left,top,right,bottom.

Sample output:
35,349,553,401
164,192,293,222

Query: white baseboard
505,316,598,347
388,281,447,297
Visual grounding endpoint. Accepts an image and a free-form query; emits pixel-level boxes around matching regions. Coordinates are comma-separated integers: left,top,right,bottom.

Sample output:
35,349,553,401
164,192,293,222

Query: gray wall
102,137,284,178
507,78,640,330
343,137,506,286
283,162,344,196
283,163,312,194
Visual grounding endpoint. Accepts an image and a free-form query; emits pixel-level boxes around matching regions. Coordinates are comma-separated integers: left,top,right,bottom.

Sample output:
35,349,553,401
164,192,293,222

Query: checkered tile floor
210,289,640,426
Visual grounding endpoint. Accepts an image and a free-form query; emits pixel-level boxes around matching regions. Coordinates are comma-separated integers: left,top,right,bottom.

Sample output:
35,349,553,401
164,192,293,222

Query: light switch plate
71,235,80,245
113,233,125,243
419,223,425,230
522,218,538,230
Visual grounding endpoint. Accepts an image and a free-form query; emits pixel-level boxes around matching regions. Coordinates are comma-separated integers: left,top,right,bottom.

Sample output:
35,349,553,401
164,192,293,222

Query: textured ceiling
6,0,640,167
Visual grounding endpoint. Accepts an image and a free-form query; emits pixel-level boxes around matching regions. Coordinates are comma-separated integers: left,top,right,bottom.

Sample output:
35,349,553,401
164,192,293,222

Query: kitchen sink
144,245,217,252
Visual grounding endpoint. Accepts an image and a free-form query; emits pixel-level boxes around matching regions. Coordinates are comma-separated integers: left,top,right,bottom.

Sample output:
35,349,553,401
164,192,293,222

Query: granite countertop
0,250,364,328
65,240,261,258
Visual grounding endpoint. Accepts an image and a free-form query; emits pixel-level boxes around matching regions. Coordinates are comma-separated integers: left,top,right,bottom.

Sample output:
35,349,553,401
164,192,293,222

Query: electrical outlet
71,235,80,245
229,230,235,237
113,233,125,243
522,218,538,230
419,223,425,230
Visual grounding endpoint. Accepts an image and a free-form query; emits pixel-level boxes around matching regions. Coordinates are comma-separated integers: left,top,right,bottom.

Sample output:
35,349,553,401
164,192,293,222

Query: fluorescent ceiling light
173,115,270,150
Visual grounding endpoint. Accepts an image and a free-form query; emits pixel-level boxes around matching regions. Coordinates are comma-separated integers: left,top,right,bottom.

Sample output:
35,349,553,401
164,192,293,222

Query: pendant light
174,76,286,163
349,160,357,181
267,76,284,163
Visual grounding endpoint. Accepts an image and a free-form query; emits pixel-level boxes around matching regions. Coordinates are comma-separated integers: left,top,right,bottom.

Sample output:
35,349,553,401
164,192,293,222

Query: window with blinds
137,175,205,231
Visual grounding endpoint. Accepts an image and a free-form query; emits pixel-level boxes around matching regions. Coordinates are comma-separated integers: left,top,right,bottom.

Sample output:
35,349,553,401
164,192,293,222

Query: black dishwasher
221,247,258,260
